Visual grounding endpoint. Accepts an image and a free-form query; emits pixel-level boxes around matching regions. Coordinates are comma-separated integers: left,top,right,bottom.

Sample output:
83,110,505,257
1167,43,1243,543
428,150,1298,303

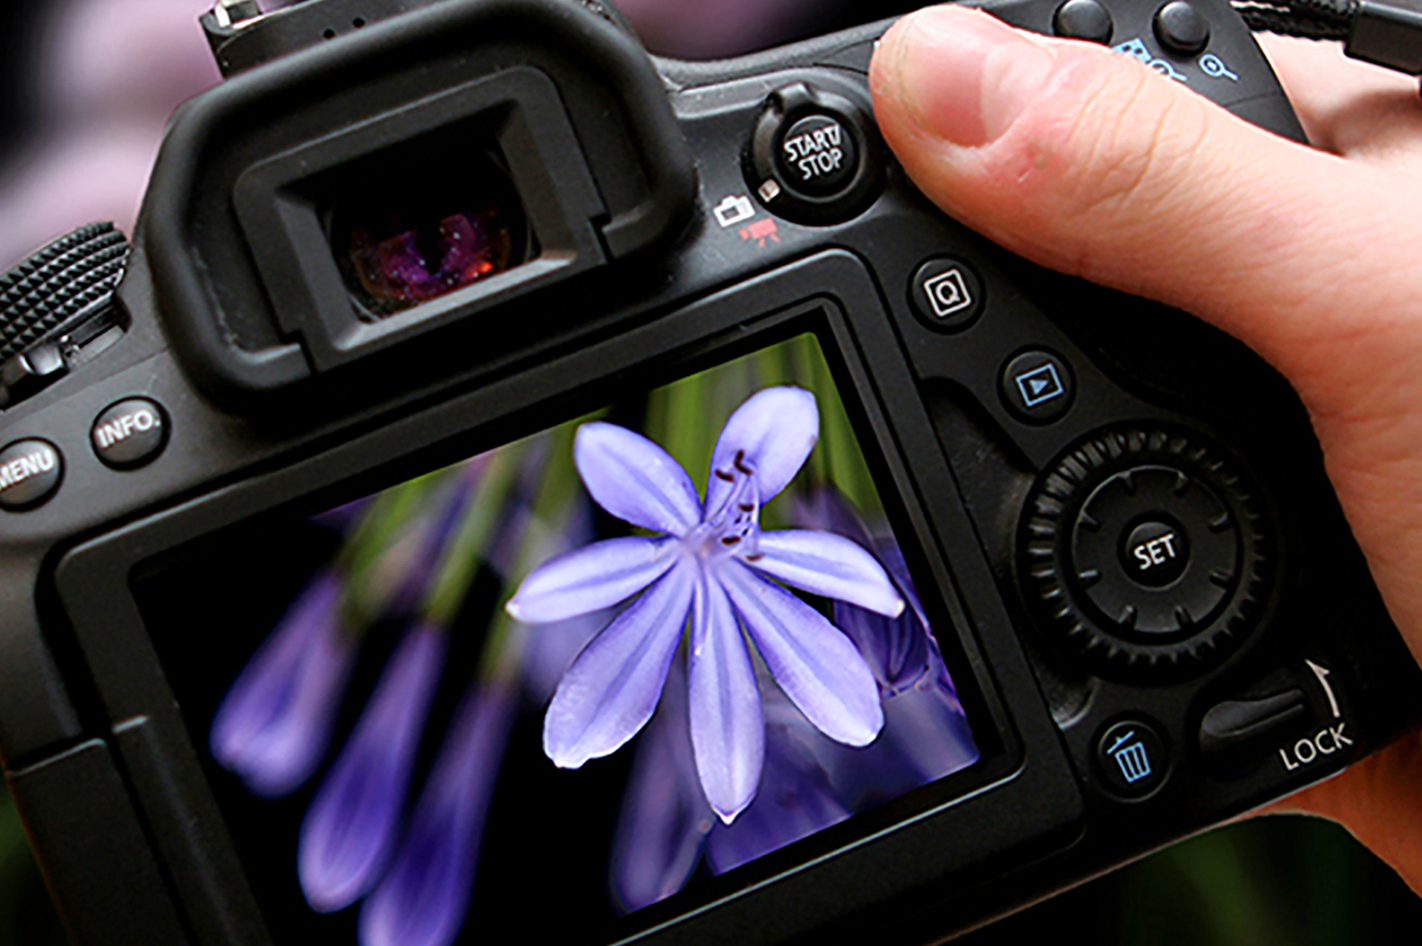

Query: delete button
92,398,168,470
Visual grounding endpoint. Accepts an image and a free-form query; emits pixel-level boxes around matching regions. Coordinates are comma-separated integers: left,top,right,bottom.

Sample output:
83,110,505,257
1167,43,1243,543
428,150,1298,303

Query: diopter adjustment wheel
1021,427,1270,678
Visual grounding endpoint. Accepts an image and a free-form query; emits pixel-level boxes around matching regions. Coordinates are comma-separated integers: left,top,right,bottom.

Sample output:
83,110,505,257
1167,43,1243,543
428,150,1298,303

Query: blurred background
0,1,1419,943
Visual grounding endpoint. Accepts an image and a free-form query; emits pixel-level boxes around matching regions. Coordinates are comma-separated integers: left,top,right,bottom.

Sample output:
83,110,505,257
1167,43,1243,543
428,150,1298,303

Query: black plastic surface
1347,0,1422,74
8,740,188,945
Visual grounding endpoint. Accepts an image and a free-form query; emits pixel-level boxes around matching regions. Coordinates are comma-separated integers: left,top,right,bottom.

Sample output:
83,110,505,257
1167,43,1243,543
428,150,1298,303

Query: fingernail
887,6,1054,146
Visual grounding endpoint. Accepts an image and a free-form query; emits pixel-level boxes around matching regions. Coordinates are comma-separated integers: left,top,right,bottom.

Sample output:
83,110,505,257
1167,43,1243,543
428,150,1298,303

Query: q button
92,398,169,470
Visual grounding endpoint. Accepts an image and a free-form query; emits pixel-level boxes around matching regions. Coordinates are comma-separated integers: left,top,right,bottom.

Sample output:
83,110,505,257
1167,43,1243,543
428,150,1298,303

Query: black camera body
1,1,1419,944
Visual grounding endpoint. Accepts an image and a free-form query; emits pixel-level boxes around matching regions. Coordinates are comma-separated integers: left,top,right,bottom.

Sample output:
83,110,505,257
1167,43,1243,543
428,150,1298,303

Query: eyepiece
330,151,529,317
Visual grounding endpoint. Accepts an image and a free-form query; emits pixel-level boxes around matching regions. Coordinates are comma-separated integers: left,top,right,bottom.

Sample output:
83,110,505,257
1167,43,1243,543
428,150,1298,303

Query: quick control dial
1022,427,1270,677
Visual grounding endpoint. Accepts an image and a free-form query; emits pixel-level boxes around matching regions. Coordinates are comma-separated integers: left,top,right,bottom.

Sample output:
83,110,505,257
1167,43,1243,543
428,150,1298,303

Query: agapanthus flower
210,468,476,799
706,688,851,874
298,622,448,913
209,570,356,798
507,386,905,823
610,658,714,913
357,681,515,946
791,488,935,696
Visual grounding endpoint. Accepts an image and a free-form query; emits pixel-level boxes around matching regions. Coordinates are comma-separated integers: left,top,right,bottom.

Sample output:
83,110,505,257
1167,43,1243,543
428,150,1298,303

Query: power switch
1199,689,1306,764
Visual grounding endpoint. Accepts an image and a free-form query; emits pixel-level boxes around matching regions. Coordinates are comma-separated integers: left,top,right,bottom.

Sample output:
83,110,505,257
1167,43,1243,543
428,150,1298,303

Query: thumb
870,6,1422,665
868,5,1422,391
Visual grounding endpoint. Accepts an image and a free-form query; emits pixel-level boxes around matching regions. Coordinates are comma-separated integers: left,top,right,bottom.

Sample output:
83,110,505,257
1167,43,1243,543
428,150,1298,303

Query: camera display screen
134,332,981,944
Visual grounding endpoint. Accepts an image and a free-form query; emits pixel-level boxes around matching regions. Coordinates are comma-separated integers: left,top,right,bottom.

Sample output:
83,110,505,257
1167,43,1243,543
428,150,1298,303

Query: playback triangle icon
1029,378,1050,395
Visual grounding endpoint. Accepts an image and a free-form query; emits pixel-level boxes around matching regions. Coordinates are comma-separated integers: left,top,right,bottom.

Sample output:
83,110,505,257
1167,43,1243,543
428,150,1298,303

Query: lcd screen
134,332,981,945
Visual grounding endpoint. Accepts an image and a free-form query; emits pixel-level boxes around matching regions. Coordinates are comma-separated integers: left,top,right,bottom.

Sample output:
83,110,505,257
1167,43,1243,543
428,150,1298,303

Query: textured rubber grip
0,223,130,365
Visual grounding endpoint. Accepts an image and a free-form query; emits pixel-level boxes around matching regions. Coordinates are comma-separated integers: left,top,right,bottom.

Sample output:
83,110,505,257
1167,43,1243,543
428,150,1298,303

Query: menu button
92,398,168,470
0,439,63,510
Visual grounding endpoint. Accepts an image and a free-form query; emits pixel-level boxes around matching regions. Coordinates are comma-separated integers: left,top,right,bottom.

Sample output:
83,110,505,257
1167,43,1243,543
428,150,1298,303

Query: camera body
1,1,1420,944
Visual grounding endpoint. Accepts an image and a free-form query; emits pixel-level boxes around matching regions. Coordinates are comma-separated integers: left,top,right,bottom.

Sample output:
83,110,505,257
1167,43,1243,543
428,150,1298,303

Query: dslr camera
0,0,1418,943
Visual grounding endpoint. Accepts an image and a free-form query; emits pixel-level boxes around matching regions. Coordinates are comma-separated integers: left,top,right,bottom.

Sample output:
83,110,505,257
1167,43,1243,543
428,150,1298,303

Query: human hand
869,5,1422,893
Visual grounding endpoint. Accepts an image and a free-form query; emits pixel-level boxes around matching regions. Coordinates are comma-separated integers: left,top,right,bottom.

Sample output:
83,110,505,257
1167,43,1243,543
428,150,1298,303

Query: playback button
910,258,985,331
92,397,168,470
1000,349,1074,423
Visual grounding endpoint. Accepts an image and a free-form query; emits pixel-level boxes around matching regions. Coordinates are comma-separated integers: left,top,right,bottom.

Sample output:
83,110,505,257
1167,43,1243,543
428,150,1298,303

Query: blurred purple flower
706,689,850,874
298,622,448,913
357,681,515,946
507,387,901,823
209,570,356,798
610,658,714,913
792,488,935,696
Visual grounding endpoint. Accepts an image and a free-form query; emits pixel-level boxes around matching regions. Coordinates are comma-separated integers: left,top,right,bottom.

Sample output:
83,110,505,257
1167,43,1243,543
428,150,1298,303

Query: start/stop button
748,83,882,226
775,114,860,196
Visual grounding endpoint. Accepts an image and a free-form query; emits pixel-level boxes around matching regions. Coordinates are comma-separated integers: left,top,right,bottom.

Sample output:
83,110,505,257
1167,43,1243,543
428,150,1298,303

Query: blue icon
1014,363,1065,408
1108,731,1153,784
1199,53,1239,81
1111,37,1188,83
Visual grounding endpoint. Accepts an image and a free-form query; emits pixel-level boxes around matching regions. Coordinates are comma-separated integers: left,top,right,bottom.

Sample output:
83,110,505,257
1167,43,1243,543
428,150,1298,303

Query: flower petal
358,683,516,946
717,562,883,747
574,423,701,536
747,530,904,618
610,661,714,913
543,561,696,768
210,570,357,798
505,536,677,623
688,571,763,824
705,387,818,515
298,623,448,913
705,712,849,874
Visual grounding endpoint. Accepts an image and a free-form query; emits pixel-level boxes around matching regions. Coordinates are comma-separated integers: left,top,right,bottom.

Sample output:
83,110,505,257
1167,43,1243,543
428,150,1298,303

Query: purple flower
706,689,850,874
298,622,448,913
357,681,515,946
209,571,357,798
507,387,903,823
610,658,714,913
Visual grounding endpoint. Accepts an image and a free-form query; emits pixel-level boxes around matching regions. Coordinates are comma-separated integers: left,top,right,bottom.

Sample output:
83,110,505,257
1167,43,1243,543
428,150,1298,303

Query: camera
1,0,1419,943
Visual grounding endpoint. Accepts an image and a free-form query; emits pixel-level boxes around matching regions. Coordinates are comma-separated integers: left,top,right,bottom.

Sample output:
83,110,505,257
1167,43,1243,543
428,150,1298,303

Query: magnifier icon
1200,53,1240,81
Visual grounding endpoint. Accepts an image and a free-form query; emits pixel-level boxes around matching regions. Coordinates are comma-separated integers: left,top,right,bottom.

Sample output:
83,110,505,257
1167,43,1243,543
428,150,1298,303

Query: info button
92,398,169,470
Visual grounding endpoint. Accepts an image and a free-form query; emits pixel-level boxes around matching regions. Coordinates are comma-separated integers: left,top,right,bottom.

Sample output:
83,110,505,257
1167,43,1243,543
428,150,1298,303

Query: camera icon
923,268,974,318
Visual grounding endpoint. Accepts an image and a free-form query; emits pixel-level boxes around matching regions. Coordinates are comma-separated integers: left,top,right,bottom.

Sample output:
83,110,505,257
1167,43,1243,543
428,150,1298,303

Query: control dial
1021,427,1270,677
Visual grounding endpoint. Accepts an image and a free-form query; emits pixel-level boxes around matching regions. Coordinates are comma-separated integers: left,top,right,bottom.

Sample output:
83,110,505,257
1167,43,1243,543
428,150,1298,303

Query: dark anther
721,536,741,546
744,554,764,562
714,469,735,482
734,450,754,475
738,502,754,512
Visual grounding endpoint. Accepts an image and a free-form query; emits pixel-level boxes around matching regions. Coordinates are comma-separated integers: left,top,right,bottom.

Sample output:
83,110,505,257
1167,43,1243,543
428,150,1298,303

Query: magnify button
1199,53,1239,81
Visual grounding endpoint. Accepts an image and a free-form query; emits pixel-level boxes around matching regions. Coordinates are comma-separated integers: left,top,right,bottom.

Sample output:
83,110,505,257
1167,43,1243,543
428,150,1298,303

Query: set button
0,439,63,510
91,397,168,470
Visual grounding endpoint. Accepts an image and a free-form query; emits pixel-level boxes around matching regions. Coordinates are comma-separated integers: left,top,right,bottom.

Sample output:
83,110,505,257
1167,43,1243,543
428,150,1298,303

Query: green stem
421,446,524,627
